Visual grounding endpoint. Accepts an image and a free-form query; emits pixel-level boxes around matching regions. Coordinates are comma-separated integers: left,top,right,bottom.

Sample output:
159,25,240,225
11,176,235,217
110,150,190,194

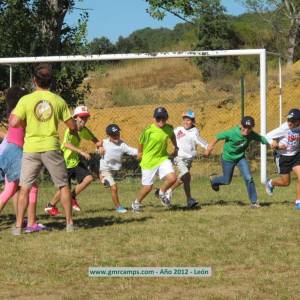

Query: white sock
269,179,273,187
159,189,165,196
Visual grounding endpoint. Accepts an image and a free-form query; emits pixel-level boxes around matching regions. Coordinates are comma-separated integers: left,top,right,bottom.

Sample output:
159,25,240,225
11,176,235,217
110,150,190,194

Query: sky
66,0,247,43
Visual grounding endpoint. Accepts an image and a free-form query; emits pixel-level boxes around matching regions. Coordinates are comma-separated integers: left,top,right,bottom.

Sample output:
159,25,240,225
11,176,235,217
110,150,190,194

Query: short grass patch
0,174,299,299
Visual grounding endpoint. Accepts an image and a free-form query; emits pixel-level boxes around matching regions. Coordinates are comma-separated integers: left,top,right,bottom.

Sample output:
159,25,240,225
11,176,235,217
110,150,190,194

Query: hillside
75,58,300,155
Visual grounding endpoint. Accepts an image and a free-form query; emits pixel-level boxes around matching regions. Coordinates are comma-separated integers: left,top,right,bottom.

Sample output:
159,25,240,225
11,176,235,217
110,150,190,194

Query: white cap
73,105,90,118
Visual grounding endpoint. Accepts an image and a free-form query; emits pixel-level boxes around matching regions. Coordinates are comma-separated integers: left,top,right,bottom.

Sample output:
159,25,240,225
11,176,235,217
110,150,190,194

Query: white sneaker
187,198,199,208
166,188,172,202
132,200,141,212
159,193,171,207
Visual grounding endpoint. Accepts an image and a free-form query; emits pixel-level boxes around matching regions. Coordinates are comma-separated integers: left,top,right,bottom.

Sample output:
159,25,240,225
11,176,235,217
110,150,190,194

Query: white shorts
141,159,174,186
174,157,193,178
100,170,118,186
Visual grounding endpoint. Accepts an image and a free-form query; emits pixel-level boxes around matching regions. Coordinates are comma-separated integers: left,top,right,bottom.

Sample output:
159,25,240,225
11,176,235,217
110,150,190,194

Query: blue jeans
211,157,257,203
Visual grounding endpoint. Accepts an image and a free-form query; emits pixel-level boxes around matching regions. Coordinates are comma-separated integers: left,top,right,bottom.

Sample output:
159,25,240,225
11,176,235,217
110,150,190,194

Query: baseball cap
153,107,168,119
182,110,195,119
106,124,121,136
73,105,90,118
241,116,255,128
287,108,300,121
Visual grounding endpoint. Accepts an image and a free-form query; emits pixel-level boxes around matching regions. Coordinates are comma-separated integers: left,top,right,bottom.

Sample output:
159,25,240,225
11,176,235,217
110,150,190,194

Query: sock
269,179,273,187
159,189,165,196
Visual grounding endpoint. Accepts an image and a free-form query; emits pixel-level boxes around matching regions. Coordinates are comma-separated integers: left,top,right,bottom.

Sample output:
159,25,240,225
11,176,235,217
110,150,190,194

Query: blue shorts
0,143,23,182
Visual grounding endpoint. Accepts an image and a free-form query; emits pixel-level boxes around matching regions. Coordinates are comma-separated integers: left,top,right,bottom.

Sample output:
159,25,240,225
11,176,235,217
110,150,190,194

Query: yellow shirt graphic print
34,100,54,122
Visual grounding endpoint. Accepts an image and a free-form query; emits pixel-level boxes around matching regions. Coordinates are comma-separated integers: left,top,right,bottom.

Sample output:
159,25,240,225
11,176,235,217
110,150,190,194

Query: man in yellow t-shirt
45,106,102,215
10,64,76,235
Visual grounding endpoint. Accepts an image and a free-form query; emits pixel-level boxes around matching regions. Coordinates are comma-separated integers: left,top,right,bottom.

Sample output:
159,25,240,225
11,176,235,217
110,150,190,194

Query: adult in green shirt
205,116,269,207
10,64,76,234
131,107,178,212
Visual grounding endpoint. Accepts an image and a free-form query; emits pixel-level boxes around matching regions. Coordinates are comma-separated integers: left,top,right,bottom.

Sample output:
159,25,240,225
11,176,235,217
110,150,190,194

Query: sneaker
116,206,127,213
250,201,261,209
11,226,22,236
66,223,77,232
45,204,61,216
71,198,81,212
25,223,47,233
265,180,274,196
132,200,141,212
187,198,199,208
159,193,171,207
295,202,300,210
165,188,172,202
209,175,219,192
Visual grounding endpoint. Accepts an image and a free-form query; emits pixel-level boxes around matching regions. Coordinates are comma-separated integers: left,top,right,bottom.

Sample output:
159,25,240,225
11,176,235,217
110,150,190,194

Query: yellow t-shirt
61,127,95,169
13,90,72,153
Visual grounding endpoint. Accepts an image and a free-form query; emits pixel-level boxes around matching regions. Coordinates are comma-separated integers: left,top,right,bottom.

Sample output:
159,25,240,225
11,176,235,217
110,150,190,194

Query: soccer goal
0,49,268,183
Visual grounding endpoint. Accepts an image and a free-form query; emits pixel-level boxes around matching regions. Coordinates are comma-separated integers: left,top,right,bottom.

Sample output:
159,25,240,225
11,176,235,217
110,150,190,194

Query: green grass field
0,174,300,300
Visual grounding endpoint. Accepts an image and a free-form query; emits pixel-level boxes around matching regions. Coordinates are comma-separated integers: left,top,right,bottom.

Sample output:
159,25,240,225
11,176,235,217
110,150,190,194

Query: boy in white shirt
167,110,208,208
100,124,138,213
265,108,300,210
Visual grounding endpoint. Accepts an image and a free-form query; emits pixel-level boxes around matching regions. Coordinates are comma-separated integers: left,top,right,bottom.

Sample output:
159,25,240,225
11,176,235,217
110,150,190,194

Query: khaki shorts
174,157,193,178
100,170,118,186
20,150,68,188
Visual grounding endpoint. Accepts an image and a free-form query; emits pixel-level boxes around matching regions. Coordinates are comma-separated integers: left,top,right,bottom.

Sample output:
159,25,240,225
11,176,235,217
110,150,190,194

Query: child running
45,105,102,215
0,86,44,233
167,110,208,208
265,108,300,210
132,107,178,212
99,124,138,213
205,116,269,208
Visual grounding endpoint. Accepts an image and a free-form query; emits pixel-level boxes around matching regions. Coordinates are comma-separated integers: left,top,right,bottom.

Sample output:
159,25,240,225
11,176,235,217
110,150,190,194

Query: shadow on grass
44,215,153,230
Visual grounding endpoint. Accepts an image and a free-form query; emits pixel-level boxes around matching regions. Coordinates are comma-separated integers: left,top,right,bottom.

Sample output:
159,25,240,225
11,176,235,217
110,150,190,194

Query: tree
0,0,91,109
241,0,300,64
146,0,240,80
89,37,115,54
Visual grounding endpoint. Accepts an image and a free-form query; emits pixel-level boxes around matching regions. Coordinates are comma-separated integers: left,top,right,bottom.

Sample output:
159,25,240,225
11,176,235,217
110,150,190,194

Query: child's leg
182,172,191,199
27,184,38,227
110,184,121,208
159,160,176,193
211,159,235,186
237,158,257,204
136,185,153,203
292,165,300,200
73,174,93,197
270,174,291,187
49,190,61,207
0,178,18,213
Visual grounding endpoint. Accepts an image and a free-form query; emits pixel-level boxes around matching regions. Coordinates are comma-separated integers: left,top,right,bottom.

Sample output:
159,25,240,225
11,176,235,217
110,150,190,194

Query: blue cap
287,109,300,121
106,124,121,136
182,110,195,119
153,107,168,119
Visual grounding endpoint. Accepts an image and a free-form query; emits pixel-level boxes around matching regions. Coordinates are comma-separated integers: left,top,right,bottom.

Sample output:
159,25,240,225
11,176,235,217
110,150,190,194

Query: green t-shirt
139,123,174,170
62,127,95,169
13,90,71,153
216,125,268,162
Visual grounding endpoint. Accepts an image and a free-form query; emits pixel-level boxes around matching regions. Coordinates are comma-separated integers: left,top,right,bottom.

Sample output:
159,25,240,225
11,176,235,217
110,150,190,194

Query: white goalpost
0,48,268,183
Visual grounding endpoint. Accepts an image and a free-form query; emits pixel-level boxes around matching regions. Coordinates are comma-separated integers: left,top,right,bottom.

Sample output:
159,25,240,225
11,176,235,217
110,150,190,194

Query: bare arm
204,138,219,157
170,134,179,156
64,143,91,160
137,144,143,160
0,130,7,139
9,114,26,128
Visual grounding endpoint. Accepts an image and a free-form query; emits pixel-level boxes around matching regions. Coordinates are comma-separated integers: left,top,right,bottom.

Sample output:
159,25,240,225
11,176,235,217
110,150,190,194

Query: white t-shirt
174,126,208,159
100,138,138,171
266,122,300,156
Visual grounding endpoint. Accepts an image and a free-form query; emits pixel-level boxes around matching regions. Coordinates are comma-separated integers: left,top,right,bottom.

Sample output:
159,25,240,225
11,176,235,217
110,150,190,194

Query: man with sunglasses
265,108,300,210
205,116,269,208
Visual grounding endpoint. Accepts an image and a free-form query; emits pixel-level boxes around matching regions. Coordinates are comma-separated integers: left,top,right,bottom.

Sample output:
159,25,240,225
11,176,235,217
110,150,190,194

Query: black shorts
67,162,91,185
274,152,300,174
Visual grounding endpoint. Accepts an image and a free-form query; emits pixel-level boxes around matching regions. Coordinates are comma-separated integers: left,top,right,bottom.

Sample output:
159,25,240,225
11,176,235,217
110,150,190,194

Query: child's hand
81,151,91,161
271,140,279,150
98,146,105,155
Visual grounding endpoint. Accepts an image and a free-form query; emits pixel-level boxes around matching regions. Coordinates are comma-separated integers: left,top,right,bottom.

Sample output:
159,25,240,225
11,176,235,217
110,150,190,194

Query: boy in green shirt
131,107,178,212
45,106,102,215
205,116,269,207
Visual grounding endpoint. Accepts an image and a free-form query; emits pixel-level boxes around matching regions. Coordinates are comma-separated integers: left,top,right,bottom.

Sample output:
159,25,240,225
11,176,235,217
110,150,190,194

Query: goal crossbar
0,49,267,183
